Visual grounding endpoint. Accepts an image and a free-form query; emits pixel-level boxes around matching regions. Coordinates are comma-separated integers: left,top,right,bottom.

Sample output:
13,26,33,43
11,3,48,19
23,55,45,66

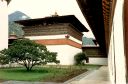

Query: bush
74,52,89,65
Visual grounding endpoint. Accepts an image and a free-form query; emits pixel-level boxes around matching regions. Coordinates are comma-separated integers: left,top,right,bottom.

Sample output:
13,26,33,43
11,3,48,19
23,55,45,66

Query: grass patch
0,66,88,82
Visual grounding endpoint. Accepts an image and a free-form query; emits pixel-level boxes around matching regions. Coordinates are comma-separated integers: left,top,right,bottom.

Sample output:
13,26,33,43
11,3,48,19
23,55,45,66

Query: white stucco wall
47,45,82,65
26,35,82,65
86,58,107,65
108,27,115,84
25,34,82,44
0,0,8,51
108,0,126,84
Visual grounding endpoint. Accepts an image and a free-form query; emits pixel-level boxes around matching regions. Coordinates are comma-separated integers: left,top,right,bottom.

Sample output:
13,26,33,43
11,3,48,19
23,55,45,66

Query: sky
8,0,95,38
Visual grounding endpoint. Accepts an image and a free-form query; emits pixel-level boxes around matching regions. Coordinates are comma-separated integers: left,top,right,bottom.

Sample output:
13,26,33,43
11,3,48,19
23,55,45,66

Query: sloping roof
82,37,95,46
77,0,106,51
77,0,115,55
15,15,88,32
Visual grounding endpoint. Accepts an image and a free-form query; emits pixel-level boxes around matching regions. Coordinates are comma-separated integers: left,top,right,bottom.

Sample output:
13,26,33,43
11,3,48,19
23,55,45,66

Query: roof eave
15,15,89,32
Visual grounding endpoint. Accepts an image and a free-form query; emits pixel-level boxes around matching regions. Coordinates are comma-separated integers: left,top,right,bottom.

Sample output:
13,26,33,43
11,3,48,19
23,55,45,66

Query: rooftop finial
52,11,59,17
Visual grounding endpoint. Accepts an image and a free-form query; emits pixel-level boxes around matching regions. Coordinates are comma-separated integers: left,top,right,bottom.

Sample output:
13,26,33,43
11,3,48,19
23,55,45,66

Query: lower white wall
25,35,82,65
46,45,82,65
86,58,107,65
25,34,82,44
108,0,126,84
108,29,115,84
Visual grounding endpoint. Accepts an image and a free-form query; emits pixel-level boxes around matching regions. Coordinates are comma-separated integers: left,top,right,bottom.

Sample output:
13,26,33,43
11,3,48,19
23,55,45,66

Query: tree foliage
0,39,59,71
74,52,89,65
9,22,24,38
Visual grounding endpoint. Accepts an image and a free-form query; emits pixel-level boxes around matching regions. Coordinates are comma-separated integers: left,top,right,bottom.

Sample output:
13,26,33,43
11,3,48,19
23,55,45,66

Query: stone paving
68,66,110,84
0,66,110,84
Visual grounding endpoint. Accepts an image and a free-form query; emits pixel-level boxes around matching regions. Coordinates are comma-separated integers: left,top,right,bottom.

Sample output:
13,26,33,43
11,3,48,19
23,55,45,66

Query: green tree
9,22,24,38
0,39,59,71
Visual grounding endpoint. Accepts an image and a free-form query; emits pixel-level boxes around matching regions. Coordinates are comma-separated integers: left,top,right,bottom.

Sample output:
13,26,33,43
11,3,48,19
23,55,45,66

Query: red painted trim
34,39,81,49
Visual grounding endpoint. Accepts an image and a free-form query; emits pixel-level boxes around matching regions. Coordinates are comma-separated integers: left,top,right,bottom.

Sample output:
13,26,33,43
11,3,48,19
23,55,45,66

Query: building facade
16,15,88,65
82,46,107,65
77,0,126,84
82,37,107,65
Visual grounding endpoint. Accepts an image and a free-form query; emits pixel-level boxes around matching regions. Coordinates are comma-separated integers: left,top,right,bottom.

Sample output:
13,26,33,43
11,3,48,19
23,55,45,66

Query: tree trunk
26,66,33,71
25,65,31,71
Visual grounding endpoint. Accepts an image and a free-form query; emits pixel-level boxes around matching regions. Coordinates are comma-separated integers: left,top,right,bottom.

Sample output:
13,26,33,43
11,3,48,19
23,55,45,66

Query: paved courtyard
68,66,110,84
